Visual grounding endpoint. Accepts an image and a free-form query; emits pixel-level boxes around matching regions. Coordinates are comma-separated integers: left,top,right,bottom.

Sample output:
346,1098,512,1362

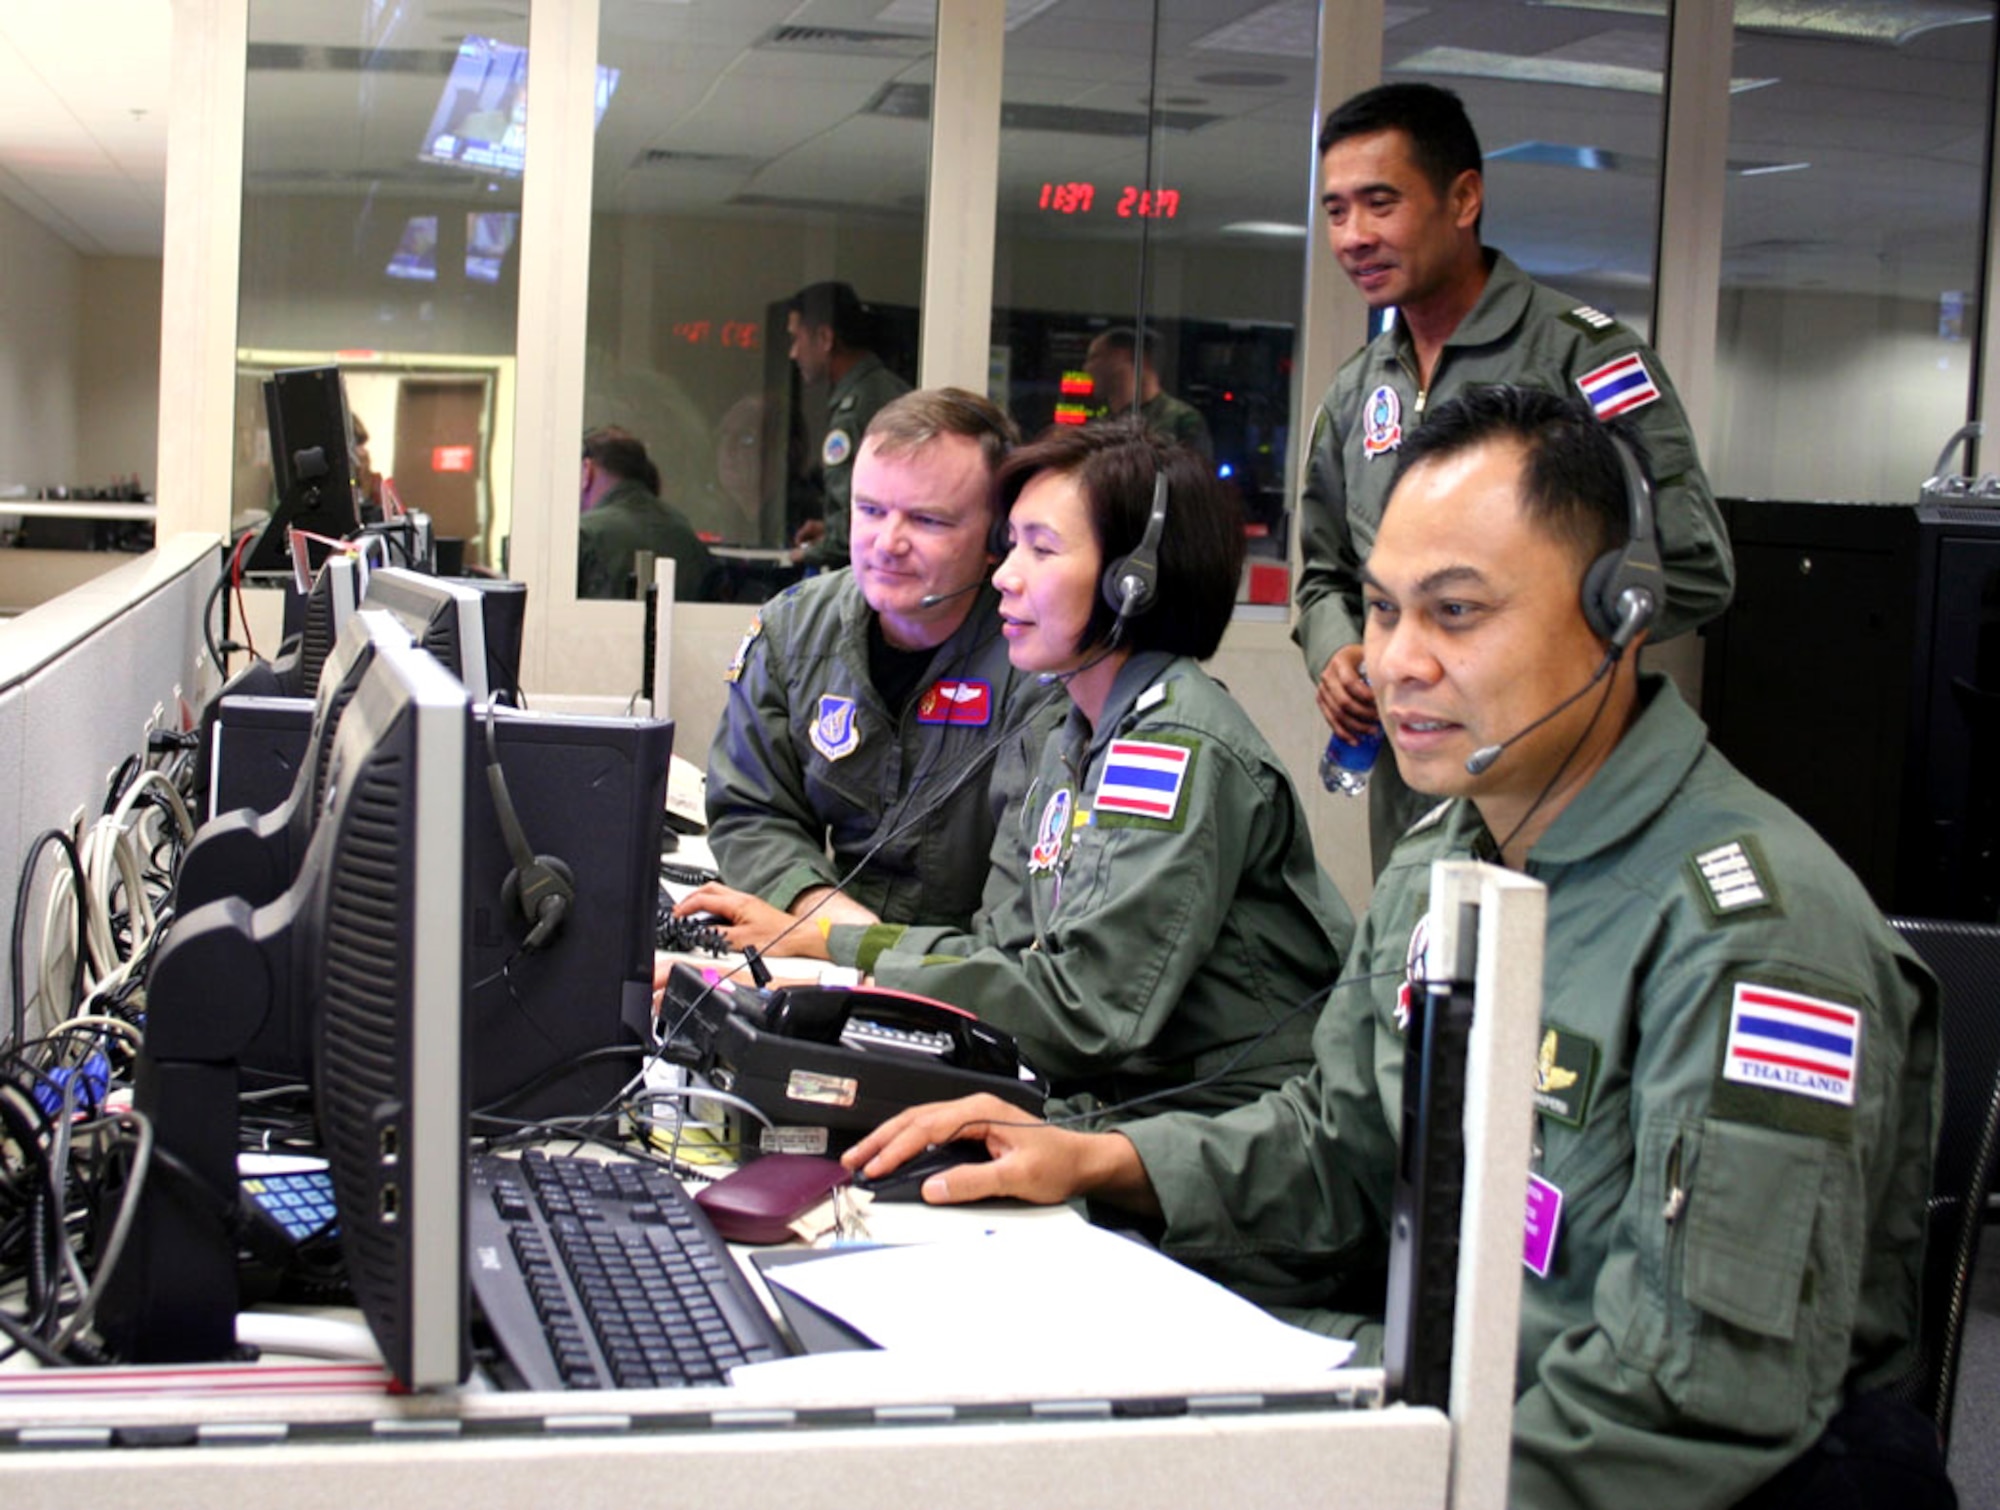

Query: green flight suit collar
590,477,657,517
838,570,1007,671
1387,248,1530,369
1068,648,1181,747
828,351,889,412
1519,672,1706,866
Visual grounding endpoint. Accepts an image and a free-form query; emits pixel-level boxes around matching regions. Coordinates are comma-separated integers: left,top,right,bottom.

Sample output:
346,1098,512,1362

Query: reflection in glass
1711,10,1997,501
235,1,530,569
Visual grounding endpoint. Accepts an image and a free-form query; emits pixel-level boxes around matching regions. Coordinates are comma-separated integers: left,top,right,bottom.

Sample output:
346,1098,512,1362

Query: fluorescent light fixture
1195,0,1428,55
1532,0,1990,46
877,0,1062,29
1486,141,1624,171
1220,220,1309,238
1737,161,1811,176
1395,44,1776,95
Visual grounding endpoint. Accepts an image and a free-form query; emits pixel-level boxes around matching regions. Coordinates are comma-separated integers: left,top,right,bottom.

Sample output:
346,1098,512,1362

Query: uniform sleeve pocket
1682,1118,1826,1339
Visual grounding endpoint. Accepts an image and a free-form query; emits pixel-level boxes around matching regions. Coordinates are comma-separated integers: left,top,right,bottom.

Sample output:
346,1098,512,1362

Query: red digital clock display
1038,183,1179,219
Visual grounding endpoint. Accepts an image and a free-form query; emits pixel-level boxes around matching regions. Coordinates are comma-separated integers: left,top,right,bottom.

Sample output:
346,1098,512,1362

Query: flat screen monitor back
244,366,362,576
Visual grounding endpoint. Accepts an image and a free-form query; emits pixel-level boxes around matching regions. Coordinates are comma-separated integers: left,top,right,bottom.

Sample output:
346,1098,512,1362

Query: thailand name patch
916,678,992,726
810,694,861,761
1576,352,1661,419
1362,384,1404,457
1722,982,1861,1107
1094,740,1191,822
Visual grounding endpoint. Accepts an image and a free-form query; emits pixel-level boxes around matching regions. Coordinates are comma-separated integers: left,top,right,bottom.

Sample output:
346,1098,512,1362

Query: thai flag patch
1093,740,1191,823
1576,352,1662,420
1722,982,1861,1107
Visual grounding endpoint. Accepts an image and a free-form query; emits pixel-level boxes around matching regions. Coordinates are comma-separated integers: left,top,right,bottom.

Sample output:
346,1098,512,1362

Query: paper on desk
759,1222,1354,1373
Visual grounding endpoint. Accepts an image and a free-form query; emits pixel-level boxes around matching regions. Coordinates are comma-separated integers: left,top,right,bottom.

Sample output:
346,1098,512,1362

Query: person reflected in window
785,281,911,570
577,425,716,601
1084,326,1213,462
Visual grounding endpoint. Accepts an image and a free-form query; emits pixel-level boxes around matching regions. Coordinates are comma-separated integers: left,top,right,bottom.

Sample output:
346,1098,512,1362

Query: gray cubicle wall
0,533,219,1035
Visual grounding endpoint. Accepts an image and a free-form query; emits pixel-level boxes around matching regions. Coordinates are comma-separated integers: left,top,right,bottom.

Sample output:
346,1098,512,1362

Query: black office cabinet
1701,498,2000,922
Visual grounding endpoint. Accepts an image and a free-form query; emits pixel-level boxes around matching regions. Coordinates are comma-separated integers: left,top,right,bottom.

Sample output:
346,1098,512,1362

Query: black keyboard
469,1150,788,1390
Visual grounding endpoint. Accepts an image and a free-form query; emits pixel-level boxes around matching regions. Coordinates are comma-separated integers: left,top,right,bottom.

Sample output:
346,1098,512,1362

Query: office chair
1885,916,2000,1447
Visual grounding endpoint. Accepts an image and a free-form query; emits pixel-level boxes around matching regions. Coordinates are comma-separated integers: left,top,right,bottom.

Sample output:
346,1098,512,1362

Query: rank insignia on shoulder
1404,798,1451,837
1134,680,1170,715
1689,837,1777,919
1562,304,1618,336
822,428,854,468
810,694,861,761
1722,981,1861,1108
1533,1026,1599,1127
1094,737,1194,828
723,615,763,683
1362,384,1404,458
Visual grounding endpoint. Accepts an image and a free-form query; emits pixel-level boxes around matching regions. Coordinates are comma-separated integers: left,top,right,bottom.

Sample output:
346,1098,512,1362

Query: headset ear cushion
1579,548,1626,643
501,854,577,947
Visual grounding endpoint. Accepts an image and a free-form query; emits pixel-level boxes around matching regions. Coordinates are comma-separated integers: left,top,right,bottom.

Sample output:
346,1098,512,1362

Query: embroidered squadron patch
1576,352,1662,420
917,679,993,726
1722,982,1861,1108
1028,788,1072,874
1093,739,1193,825
822,429,854,468
1533,1026,1599,1127
1689,838,1776,918
1362,384,1404,458
723,615,763,683
1395,912,1431,1033
809,694,861,761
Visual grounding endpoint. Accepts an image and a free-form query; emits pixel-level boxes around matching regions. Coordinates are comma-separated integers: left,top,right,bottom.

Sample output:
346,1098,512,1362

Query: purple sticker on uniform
1524,1173,1563,1277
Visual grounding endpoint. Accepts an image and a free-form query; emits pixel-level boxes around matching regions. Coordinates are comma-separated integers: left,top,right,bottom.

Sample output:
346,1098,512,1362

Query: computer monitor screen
417,34,619,178
362,566,492,704
385,215,440,282
243,366,362,576
466,211,519,283
308,634,471,1389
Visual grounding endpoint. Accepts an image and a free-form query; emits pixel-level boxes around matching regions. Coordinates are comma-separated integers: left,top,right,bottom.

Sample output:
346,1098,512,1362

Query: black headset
1100,470,1170,622
482,711,575,951
1580,433,1663,655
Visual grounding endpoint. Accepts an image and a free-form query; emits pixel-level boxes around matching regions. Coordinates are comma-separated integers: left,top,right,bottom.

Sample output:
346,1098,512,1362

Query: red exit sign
1038,183,1180,219
432,445,474,473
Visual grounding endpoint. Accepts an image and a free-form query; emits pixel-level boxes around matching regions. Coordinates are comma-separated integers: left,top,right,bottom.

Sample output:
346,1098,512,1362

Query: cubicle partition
0,533,220,1035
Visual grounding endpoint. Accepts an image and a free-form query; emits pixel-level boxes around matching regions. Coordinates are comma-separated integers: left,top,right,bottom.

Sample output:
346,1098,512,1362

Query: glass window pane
581,1,931,601
991,1,1317,609
236,4,527,571
1712,4,1996,501
1387,0,1668,339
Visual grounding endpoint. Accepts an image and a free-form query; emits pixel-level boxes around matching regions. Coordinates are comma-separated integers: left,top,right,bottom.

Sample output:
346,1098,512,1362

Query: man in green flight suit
786,281,912,570
1084,326,1214,461
576,425,715,601
1298,82,1734,875
847,387,1950,1510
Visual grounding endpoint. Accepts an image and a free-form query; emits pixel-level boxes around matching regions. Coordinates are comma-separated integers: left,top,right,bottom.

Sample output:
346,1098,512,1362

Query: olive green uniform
798,353,910,569
1124,676,1939,1510
705,572,1059,930
577,477,715,601
1138,391,1213,461
829,651,1355,1120
1293,251,1735,869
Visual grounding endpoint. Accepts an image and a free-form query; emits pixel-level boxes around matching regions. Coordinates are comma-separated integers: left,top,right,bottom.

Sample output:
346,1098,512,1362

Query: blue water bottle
1319,725,1384,797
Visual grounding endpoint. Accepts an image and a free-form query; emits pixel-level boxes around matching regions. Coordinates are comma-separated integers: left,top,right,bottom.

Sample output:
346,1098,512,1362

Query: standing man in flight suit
705,388,1061,936
786,281,911,571
1298,82,1733,873
849,388,1949,1510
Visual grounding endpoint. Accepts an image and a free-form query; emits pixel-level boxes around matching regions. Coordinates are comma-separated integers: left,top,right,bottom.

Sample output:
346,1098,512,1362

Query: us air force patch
1362,384,1403,458
809,694,861,761
822,428,854,468
1722,982,1861,1108
723,615,762,683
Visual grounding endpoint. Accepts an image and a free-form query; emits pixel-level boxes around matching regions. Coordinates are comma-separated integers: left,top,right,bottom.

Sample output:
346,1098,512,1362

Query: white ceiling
0,0,1991,300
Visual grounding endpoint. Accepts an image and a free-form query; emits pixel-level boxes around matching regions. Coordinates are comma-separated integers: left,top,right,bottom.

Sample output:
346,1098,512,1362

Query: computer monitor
176,610,417,934
243,366,363,577
363,567,492,704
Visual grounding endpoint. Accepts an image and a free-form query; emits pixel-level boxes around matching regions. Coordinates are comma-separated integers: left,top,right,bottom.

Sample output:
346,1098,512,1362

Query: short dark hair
787,281,874,350
1089,327,1158,370
1318,82,1483,202
997,418,1242,660
1388,385,1651,569
583,425,660,496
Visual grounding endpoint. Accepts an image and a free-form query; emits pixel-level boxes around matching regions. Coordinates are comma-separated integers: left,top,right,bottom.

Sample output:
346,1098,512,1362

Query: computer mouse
851,1140,992,1202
